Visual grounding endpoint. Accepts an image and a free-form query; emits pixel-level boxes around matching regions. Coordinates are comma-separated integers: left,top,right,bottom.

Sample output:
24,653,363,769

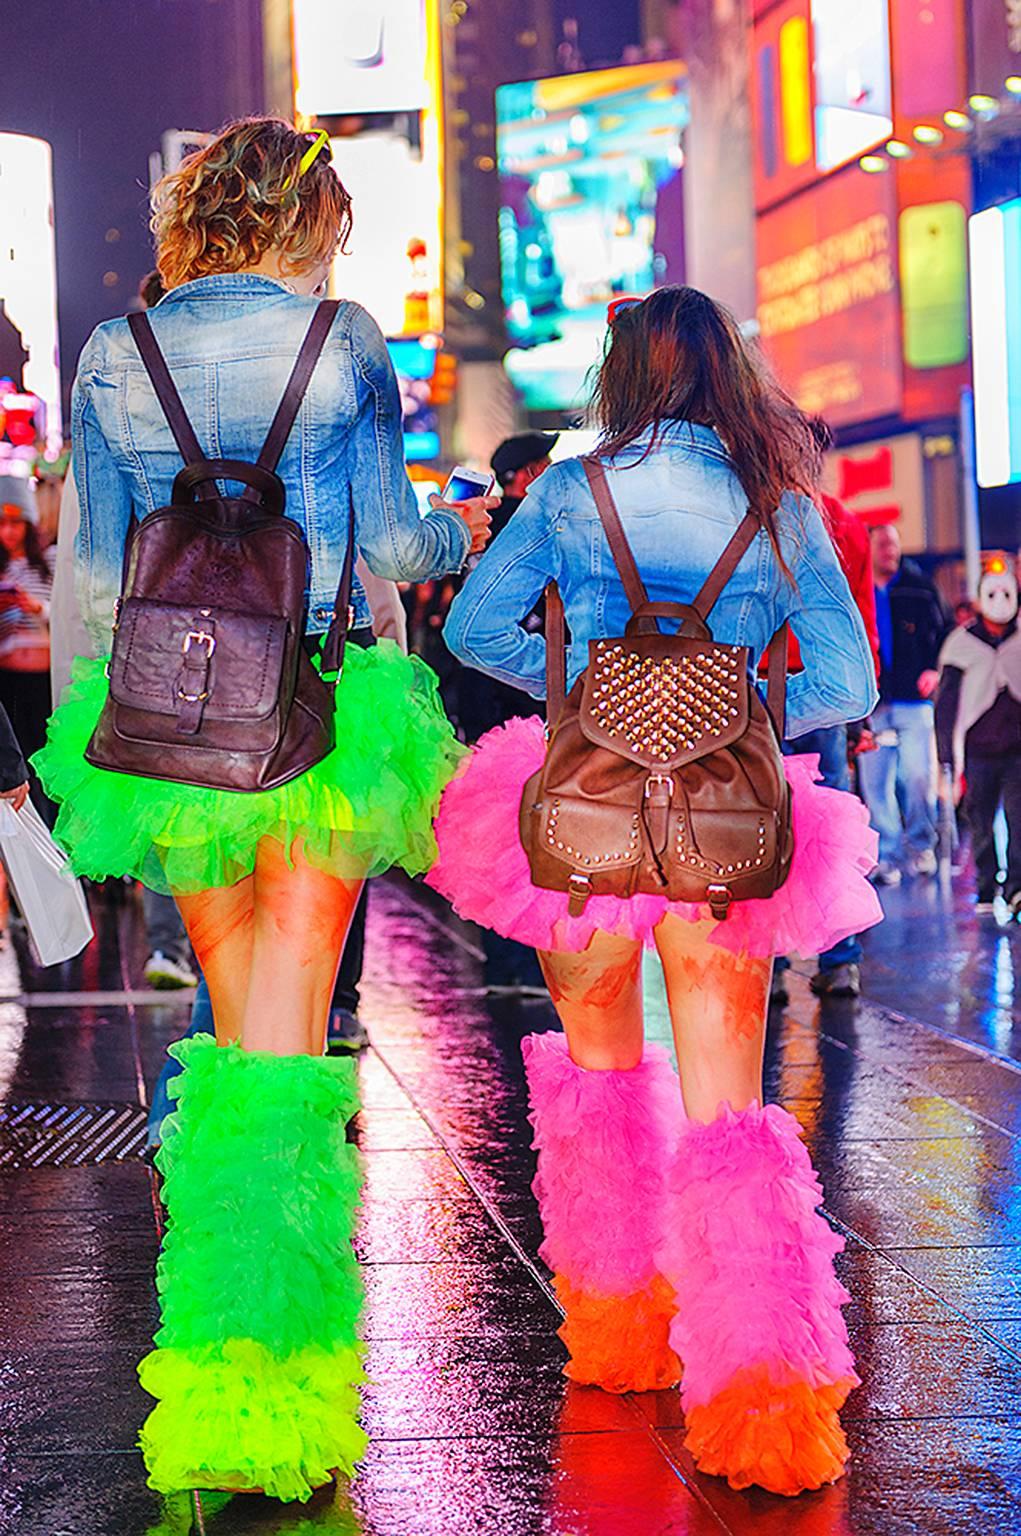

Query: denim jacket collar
610,420,732,467
155,273,297,305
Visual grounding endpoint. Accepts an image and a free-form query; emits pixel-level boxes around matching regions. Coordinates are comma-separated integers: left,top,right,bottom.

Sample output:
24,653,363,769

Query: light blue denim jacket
71,274,469,650
444,424,879,739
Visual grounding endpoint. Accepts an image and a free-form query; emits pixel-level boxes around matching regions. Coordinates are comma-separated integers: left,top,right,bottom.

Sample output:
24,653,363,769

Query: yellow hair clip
282,129,330,191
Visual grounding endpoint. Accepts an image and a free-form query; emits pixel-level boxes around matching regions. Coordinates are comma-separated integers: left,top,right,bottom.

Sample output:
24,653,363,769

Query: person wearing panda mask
935,558,1021,917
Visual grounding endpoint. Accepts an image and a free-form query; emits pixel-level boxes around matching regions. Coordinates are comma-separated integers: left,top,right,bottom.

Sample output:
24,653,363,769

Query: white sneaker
910,849,938,877
870,862,902,887
144,951,198,990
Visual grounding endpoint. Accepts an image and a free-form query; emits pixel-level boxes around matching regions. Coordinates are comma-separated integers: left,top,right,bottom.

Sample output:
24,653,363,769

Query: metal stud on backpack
519,458,794,921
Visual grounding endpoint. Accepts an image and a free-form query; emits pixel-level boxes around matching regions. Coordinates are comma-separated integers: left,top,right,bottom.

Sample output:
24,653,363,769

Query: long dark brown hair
591,287,820,579
0,516,50,581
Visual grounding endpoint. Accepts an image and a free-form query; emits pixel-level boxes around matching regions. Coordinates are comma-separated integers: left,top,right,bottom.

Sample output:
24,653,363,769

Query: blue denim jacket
444,424,878,739
71,274,469,649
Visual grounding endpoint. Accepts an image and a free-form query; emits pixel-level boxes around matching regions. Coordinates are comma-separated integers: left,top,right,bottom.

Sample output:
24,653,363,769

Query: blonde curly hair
151,117,352,290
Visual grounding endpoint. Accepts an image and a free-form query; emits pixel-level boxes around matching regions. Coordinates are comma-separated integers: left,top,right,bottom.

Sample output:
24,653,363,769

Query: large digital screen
970,198,1021,488
387,338,441,464
756,166,901,427
496,62,688,413
293,0,428,117
0,134,61,452
811,0,892,171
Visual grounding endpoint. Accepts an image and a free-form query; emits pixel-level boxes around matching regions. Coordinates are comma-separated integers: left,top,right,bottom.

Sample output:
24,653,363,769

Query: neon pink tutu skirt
426,716,881,957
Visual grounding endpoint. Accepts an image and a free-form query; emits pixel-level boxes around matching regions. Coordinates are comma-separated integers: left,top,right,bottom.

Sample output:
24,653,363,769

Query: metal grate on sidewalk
0,1101,147,1168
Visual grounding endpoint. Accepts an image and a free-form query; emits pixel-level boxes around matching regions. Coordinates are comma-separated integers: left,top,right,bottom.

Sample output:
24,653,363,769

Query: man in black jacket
858,524,951,884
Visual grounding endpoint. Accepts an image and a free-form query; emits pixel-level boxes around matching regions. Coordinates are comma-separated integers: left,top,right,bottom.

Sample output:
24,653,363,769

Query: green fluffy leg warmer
138,1035,366,1502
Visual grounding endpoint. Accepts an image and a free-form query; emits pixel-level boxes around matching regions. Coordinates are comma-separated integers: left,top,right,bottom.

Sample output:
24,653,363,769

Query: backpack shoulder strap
690,512,761,618
689,512,788,736
256,300,340,472
127,312,214,495
581,457,648,612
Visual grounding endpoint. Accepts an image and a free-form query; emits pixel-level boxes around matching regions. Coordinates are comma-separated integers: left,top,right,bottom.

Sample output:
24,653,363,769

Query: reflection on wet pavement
1,870,1020,1534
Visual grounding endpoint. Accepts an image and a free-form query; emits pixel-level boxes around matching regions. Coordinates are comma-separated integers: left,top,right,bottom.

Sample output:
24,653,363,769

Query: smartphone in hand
441,465,496,503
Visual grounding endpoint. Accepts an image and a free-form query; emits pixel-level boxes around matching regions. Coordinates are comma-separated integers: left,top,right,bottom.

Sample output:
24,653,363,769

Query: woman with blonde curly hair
33,117,494,1501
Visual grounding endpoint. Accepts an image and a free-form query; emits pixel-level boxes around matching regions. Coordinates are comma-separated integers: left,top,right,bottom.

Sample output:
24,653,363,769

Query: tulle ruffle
34,644,466,895
522,1031,681,1392
427,715,881,957
139,1037,366,1501
658,1101,859,1495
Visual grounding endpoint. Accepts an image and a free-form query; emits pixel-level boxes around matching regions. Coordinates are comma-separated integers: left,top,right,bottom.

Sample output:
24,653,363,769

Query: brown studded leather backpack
519,458,794,921
85,301,354,793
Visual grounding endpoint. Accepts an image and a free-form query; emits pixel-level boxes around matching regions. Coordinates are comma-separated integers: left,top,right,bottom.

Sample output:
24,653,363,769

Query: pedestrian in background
0,475,55,822
936,558,1021,918
858,522,950,885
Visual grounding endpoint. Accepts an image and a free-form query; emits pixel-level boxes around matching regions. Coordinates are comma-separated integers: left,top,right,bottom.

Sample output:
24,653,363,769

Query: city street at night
2,0,1020,1531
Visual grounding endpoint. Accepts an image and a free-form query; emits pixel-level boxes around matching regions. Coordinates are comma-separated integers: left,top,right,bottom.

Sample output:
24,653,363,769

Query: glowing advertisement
387,338,441,463
496,62,688,412
969,198,1021,488
0,133,61,451
811,0,892,171
293,0,428,117
752,0,892,210
756,167,901,426
330,133,443,336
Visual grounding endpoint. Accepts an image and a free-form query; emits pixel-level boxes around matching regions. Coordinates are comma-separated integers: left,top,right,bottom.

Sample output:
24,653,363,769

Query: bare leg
175,877,254,1045
652,913,771,1124
241,835,365,1056
537,932,645,1070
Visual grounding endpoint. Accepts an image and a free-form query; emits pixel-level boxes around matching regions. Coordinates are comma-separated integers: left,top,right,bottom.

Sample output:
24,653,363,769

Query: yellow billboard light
779,16,812,168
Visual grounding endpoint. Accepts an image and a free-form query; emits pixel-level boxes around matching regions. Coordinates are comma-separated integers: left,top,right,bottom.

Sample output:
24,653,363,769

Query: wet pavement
1,866,1019,1536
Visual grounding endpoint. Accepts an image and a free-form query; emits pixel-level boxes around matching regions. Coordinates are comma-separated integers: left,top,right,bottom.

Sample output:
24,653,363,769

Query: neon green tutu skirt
33,641,466,895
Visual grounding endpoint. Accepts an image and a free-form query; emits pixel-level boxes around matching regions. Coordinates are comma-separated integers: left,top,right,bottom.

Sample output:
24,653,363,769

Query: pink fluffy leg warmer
658,1101,859,1496
521,1030,683,1393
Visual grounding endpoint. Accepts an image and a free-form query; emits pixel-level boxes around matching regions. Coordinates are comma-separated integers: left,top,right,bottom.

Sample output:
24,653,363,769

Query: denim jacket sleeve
346,305,470,581
443,471,563,697
781,496,880,737
72,328,136,652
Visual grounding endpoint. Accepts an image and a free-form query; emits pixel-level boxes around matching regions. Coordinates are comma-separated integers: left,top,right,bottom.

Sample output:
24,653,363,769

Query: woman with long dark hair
429,288,880,1497
0,476,55,816
32,117,493,1501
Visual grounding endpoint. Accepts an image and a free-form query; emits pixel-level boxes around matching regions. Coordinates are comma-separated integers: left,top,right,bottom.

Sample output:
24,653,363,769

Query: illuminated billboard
326,0,444,336
752,0,892,210
293,0,429,117
969,198,1021,488
756,166,901,427
496,62,688,412
811,0,892,171
0,134,61,452
330,133,443,336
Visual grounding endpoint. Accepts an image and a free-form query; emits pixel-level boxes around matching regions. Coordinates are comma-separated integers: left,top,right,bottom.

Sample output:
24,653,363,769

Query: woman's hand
429,493,498,556
0,782,30,812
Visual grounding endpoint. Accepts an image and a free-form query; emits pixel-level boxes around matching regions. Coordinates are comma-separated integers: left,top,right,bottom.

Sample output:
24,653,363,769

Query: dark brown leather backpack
86,300,354,793
519,458,794,921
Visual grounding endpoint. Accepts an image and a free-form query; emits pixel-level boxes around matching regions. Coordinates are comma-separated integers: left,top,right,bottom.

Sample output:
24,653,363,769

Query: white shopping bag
0,800,93,966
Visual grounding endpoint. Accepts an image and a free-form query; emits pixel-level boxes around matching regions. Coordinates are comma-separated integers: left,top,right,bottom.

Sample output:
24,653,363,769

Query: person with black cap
489,431,559,538
455,433,558,743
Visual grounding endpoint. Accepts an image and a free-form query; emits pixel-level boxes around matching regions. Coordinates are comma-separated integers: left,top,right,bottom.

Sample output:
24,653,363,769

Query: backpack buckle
182,629,216,659
706,882,732,922
567,873,592,916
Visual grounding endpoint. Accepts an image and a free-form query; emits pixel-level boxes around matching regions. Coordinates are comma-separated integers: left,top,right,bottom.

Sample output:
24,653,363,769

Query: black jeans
307,626,376,1015
966,752,1021,899
0,668,54,824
